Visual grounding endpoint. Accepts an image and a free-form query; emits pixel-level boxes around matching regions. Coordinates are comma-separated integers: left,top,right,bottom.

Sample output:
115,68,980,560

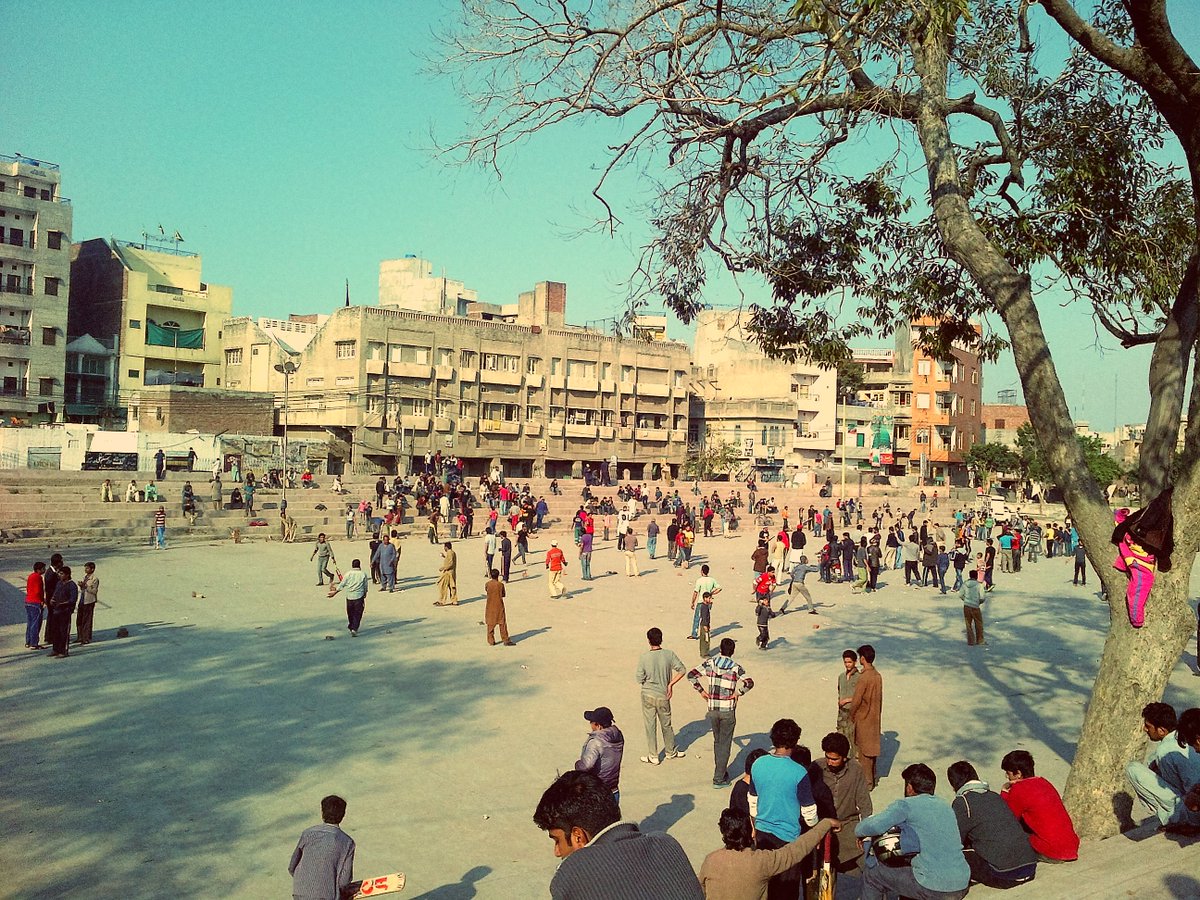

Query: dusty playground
1,512,1198,899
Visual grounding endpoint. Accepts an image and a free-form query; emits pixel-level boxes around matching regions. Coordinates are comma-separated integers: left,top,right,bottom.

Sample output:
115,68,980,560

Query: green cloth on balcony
146,322,204,349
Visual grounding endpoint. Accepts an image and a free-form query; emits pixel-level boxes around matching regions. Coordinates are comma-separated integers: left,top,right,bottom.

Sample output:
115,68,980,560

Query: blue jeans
952,569,964,591
380,568,395,591
26,604,43,646
580,553,592,580
938,564,950,592
691,604,703,637
155,525,166,549
647,536,657,559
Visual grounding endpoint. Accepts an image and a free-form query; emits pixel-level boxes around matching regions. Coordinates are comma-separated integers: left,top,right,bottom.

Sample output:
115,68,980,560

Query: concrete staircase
0,469,963,547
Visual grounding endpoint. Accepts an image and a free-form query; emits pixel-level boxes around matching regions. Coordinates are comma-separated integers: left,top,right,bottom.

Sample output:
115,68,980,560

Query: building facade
221,283,692,478
68,238,233,422
690,310,838,480
0,153,72,425
981,403,1031,448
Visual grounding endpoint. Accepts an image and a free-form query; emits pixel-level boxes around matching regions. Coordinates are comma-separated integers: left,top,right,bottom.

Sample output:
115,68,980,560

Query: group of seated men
532,718,1095,900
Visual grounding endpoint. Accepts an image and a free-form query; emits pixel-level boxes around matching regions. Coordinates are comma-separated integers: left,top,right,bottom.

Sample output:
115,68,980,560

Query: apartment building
689,310,838,480
68,238,233,424
0,153,72,424
908,318,982,484
837,344,915,476
981,403,1031,448
221,282,692,478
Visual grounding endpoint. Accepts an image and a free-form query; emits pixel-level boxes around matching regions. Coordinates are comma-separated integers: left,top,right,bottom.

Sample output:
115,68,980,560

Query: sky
4,0,1197,431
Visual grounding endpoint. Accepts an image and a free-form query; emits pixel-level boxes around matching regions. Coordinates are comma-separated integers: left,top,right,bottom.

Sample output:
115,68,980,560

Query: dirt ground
1,512,1197,898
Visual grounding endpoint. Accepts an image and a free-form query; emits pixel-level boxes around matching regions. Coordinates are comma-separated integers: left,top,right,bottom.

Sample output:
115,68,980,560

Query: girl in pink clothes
1112,508,1155,628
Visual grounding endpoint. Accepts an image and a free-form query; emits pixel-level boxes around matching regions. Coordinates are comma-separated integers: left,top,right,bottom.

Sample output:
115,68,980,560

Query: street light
273,359,300,500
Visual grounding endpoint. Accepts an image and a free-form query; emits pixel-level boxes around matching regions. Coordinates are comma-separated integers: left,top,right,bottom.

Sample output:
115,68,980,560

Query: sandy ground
1,518,1198,899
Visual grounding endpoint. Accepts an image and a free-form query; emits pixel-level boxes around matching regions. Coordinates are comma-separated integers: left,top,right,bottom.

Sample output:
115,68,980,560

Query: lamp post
274,360,299,501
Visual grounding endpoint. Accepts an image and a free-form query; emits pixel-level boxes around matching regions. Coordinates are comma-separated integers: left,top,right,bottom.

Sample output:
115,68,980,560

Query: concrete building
836,320,983,486
981,403,1031,447
379,255,478,315
690,310,837,481
908,319,983,485
68,238,234,424
221,282,692,478
0,153,72,425
63,333,117,425
127,385,275,435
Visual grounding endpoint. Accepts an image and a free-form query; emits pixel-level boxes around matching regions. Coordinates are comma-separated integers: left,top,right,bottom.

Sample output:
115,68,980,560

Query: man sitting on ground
999,749,1079,862
855,763,971,900
699,808,837,900
1126,702,1200,833
947,760,1037,889
533,770,702,900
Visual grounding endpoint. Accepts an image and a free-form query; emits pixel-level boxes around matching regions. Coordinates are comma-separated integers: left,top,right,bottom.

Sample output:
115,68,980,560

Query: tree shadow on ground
0,613,524,899
1164,874,1200,898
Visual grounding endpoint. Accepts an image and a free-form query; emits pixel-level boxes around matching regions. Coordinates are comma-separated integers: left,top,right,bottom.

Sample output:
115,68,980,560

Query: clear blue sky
5,1,1196,430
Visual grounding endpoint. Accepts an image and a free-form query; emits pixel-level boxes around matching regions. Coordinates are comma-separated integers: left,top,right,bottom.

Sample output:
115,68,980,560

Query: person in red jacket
545,540,568,599
25,561,46,650
999,749,1079,862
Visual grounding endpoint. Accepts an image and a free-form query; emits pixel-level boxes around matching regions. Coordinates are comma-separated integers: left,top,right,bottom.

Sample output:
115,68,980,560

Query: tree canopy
442,0,1200,838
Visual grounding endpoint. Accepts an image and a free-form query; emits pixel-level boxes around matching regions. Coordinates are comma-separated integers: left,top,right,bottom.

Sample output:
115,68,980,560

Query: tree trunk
907,24,1198,837
1063,565,1196,836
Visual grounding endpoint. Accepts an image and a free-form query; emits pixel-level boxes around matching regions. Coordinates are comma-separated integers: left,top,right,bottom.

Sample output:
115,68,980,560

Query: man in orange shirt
546,540,568,598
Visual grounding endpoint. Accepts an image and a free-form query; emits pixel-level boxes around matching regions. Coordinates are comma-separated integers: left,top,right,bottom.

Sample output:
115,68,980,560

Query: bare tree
439,0,1198,836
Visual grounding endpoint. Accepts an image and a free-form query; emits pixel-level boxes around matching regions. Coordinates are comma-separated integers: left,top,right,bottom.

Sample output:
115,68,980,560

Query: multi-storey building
689,310,838,480
981,403,1031,448
63,333,117,425
0,153,72,424
837,320,983,486
68,238,233,424
379,255,479,315
221,281,692,478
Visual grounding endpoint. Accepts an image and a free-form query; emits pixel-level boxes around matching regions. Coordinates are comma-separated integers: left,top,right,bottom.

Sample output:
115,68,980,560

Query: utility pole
273,359,300,502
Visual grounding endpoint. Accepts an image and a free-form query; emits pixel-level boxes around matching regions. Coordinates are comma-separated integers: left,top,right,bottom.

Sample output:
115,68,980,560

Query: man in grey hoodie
947,760,1037,889
576,706,625,808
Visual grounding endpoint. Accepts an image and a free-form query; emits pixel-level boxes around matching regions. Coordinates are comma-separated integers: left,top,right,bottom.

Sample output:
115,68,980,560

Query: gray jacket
575,725,625,792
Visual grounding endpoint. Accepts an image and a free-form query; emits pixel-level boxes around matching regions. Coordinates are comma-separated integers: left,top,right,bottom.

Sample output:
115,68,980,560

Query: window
971,369,978,385
916,393,931,409
436,347,453,367
917,359,931,376
336,376,354,386
366,395,383,413
251,346,260,355
436,399,452,419
674,370,686,388
483,402,518,422
482,352,520,372
42,327,56,346
225,348,243,366
128,369,139,378
394,344,429,364
40,189,51,201
47,231,63,250
460,401,477,418
406,398,429,416
550,358,561,375
132,406,139,419
23,186,36,198
39,377,54,396
856,431,866,447
460,350,478,369
43,277,58,297
8,227,24,247
527,356,541,375
550,406,565,423
366,341,385,360
895,424,911,440
994,418,1005,430
566,359,596,378
915,427,929,444
526,404,539,422
621,365,634,382
335,340,356,359
599,361,611,380
894,390,912,407
971,399,977,415
129,319,141,329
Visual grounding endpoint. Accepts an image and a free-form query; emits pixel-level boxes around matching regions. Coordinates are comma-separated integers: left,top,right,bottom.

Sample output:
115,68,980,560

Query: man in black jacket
947,760,1037,889
534,771,702,900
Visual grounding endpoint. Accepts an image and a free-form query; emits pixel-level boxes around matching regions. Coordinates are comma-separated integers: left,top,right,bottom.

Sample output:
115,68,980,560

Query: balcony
481,419,521,436
600,378,616,393
565,423,598,438
598,426,615,440
618,426,634,440
548,374,566,390
0,382,28,397
636,382,671,398
459,367,480,383
434,416,453,432
671,430,688,442
457,417,476,433
0,276,33,296
480,368,523,386
525,373,543,389
566,375,598,393
620,380,634,393
547,422,565,437
795,392,823,410
365,359,385,375
391,362,432,379
434,364,456,381
402,414,432,430
0,326,31,346
524,421,542,436
637,427,669,441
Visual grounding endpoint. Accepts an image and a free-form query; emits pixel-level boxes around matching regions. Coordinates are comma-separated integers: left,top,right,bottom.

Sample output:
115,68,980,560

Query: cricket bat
348,872,405,898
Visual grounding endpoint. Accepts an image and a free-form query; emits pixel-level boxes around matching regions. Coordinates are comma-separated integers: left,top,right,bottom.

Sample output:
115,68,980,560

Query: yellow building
221,282,693,479
68,238,232,421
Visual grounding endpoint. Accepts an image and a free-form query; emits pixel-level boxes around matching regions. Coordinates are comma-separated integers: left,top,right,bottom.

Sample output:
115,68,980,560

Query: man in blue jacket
855,763,970,900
